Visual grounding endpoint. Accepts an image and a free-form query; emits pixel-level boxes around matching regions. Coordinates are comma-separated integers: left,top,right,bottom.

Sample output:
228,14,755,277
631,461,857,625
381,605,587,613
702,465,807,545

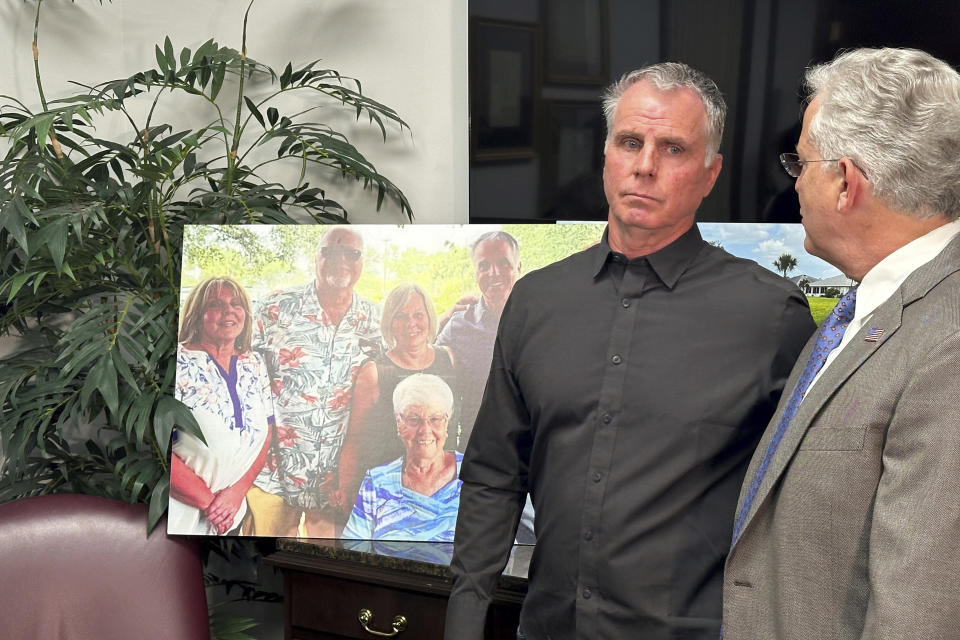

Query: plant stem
32,0,48,111
225,0,257,195
31,0,62,158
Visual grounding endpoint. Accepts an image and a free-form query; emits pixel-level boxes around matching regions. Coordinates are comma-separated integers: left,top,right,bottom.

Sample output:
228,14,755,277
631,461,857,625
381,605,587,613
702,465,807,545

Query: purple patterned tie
731,288,857,546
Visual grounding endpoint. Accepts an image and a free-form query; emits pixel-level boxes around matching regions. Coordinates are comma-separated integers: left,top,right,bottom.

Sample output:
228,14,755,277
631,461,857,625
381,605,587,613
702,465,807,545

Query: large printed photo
170,223,603,539
170,222,834,540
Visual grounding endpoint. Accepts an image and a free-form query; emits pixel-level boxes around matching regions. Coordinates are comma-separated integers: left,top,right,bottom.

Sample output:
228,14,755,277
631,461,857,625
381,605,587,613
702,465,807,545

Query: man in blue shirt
436,230,521,449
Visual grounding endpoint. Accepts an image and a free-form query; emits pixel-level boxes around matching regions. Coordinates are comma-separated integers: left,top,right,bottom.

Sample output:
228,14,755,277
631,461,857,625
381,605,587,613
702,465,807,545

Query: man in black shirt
445,62,816,639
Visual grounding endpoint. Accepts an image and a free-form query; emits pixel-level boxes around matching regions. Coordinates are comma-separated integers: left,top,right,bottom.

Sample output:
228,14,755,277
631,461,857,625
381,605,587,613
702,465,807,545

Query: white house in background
789,274,816,293
807,274,857,296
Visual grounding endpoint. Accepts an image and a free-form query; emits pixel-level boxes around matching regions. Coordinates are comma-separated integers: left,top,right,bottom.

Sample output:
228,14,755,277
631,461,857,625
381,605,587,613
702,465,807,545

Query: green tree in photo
772,253,799,278
505,223,605,272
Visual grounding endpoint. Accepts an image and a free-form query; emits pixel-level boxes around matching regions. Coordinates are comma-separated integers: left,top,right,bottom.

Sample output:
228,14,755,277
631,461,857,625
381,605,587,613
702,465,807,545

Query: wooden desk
266,540,528,640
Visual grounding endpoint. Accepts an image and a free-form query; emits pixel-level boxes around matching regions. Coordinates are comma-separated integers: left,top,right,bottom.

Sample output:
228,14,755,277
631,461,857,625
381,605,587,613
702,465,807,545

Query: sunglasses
320,246,362,262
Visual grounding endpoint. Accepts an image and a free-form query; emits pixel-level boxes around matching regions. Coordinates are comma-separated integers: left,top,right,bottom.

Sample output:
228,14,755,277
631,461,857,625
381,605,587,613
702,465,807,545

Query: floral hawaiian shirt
252,282,381,510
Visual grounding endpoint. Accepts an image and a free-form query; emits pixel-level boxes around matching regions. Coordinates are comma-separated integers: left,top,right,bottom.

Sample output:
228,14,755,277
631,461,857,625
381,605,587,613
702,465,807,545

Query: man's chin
324,275,353,289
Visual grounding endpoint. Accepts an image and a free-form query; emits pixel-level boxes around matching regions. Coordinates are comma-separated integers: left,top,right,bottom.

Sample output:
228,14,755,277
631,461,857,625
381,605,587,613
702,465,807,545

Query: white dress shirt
807,219,960,394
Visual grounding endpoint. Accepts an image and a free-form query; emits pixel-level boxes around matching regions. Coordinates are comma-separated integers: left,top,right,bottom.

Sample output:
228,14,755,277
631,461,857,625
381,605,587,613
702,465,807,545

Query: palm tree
773,253,799,278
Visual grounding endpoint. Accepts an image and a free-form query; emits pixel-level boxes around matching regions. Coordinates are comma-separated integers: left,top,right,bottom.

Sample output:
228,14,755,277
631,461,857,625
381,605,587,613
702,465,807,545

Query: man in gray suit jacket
723,48,960,639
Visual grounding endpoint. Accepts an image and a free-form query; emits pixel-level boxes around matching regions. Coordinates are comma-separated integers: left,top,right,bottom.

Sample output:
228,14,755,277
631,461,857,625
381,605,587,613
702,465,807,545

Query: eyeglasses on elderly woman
397,412,449,429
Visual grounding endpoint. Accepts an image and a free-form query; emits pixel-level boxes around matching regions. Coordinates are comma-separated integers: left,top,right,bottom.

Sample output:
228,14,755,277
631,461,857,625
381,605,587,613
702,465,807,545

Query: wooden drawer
268,549,524,640
288,570,447,638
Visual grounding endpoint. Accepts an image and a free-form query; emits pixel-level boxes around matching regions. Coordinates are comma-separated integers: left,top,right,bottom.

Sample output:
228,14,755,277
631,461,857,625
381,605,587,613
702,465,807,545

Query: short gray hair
602,62,726,165
393,373,454,416
470,231,519,260
804,48,960,220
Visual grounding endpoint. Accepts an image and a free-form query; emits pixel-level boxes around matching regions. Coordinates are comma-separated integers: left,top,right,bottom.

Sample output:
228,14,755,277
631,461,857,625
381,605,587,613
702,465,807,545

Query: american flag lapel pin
864,327,884,343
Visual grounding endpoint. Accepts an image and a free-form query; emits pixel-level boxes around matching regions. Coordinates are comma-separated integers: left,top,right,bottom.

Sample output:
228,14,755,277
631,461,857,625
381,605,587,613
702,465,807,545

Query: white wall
0,0,466,366
0,0,468,224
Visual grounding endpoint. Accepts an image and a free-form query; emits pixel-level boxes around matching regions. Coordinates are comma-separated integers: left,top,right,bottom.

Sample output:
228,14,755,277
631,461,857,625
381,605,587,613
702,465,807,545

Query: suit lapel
733,233,960,547
745,296,904,517
732,299,907,547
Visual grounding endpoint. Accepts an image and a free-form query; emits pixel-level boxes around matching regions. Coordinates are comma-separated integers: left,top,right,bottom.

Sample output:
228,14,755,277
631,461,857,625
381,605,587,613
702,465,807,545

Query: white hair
805,47,960,220
392,373,454,416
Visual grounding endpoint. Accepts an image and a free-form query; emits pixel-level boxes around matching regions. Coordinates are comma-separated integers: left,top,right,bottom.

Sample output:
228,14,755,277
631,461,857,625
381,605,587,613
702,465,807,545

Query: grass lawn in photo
807,297,840,326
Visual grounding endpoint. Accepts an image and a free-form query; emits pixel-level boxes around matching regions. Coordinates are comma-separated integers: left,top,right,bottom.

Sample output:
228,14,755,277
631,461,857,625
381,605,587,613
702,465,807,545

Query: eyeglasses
778,153,844,178
398,413,448,429
779,153,869,181
320,246,362,262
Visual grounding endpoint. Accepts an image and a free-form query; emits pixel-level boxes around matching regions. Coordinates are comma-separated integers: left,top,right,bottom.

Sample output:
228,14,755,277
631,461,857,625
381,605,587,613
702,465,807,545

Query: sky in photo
699,222,839,281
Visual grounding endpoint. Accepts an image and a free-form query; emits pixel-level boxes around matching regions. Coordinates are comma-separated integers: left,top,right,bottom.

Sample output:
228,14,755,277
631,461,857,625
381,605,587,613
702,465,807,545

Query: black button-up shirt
445,225,815,640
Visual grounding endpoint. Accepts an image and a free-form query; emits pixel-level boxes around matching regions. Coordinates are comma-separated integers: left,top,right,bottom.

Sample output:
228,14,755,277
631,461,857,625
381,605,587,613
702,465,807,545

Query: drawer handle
358,608,408,637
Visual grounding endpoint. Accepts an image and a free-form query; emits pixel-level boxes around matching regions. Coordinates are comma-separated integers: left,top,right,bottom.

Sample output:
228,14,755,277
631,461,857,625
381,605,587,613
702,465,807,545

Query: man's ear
702,153,723,197
836,157,866,212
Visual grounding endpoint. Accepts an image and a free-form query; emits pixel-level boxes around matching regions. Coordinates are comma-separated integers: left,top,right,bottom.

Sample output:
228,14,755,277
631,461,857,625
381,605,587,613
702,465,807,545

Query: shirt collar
591,224,705,289
475,296,495,322
854,218,960,323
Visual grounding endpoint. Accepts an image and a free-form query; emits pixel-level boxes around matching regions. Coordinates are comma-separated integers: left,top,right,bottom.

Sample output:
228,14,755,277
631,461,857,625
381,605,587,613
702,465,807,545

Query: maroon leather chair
0,493,210,640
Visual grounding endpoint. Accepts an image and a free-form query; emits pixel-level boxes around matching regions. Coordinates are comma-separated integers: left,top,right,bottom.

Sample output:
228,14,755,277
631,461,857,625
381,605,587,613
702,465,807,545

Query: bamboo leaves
1,0,412,528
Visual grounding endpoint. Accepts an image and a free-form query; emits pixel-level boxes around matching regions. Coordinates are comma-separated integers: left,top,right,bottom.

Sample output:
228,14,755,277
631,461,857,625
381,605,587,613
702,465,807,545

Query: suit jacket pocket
798,426,866,451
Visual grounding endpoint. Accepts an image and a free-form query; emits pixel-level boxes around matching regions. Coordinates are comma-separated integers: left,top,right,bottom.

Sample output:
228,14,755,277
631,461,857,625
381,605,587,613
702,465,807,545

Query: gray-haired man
436,230,522,449
445,62,815,640
723,47,960,640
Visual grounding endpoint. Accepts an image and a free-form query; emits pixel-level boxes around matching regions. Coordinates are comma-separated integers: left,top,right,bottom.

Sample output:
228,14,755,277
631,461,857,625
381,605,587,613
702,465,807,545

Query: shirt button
583,587,592,599
584,529,593,541
611,354,622,365
602,413,612,424
592,472,602,483
621,298,630,308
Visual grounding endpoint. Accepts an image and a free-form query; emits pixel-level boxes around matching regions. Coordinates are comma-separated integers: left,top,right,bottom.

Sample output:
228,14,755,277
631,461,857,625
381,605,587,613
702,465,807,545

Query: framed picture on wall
470,18,538,161
540,100,607,219
542,0,609,85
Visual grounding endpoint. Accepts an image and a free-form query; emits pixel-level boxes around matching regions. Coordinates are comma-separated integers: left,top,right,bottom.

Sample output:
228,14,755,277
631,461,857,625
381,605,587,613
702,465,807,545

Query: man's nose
633,146,656,176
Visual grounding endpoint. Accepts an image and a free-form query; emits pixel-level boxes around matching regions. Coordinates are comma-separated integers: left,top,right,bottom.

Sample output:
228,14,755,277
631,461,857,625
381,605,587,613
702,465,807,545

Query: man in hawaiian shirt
246,227,380,537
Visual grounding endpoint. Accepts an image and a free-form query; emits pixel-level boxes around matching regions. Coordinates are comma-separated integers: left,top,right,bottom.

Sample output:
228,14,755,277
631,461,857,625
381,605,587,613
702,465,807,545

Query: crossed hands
204,483,246,534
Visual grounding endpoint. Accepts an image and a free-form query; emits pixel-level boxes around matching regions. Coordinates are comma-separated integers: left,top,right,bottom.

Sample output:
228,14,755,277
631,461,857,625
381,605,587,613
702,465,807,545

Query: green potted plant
0,1,412,636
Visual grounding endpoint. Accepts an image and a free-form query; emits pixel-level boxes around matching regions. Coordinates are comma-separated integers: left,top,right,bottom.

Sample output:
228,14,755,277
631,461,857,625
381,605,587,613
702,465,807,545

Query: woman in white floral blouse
170,277,275,535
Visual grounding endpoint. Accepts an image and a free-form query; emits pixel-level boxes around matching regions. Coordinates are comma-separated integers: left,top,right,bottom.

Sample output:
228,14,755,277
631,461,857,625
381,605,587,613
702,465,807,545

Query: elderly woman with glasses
341,373,462,540
334,283,458,516
171,276,274,535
